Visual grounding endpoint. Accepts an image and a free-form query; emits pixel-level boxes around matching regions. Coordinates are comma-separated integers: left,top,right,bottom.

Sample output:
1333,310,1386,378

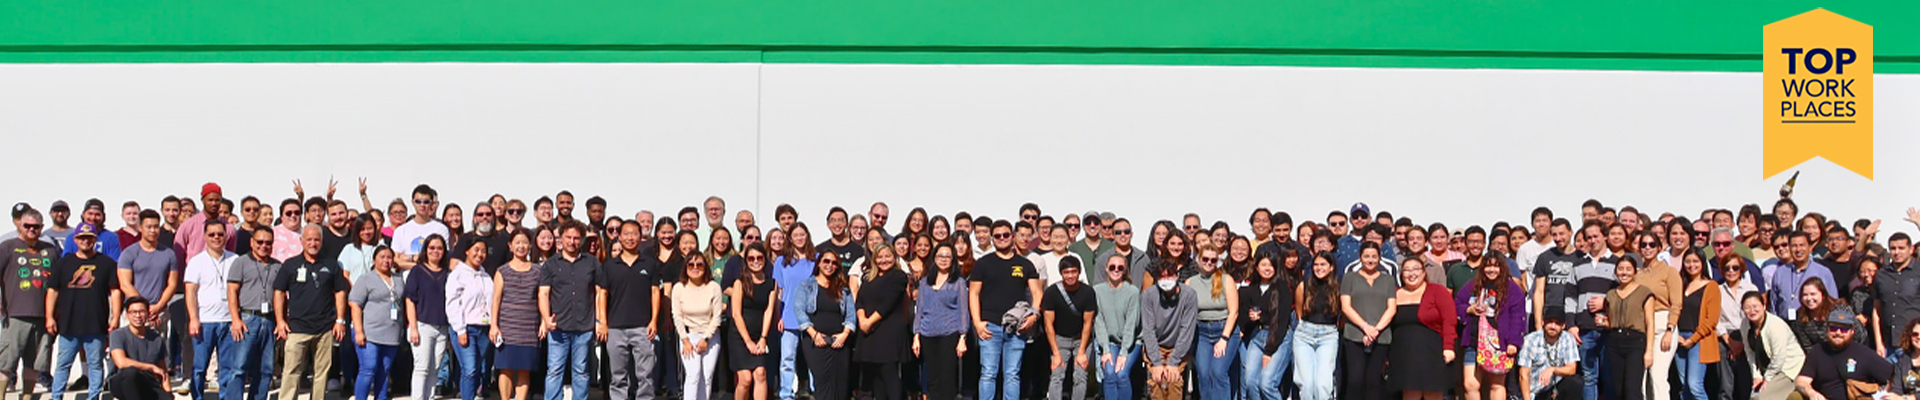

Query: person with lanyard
184,220,240,400
348,247,404,400
46,221,122,400
272,225,349,400
225,225,282,400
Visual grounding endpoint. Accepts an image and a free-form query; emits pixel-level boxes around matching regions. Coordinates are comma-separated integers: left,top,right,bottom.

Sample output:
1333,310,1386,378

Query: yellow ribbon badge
1763,8,1873,179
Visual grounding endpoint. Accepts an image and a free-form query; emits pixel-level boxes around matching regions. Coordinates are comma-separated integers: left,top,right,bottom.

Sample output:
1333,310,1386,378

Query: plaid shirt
1519,330,1581,397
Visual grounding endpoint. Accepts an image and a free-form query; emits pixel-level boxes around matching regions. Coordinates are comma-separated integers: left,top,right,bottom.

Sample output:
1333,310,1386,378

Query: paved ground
3,382,616,400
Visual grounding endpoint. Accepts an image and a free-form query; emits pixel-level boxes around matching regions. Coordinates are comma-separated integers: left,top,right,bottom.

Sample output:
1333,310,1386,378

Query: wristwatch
336,319,348,325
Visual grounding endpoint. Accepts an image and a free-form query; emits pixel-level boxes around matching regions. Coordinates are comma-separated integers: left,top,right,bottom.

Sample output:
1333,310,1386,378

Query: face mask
1157,278,1177,292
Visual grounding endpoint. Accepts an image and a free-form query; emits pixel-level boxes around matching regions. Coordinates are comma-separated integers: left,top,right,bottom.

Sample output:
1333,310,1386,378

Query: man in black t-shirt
600,221,659,400
1797,308,1892,400
969,220,1042,400
815,207,863,275
1041,256,1096,400
48,222,121,400
453,202,511,272
1530,219,1582,332
271,226,348,400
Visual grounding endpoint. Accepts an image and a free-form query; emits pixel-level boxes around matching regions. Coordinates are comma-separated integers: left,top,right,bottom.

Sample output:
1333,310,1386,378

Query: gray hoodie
1140,283,1197,366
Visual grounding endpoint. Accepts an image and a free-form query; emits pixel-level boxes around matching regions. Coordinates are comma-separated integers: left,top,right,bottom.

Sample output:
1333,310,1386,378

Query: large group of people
4,179,1920,400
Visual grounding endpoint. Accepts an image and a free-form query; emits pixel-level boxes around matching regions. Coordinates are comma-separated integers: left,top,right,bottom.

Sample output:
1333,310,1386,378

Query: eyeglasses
1021,215,1037,221
993,233,1013,239
1108,265,1127,272
1828,324,1855,333
252,239,272,244
1639,242,1660,248
284,211,301,217
1200,256,1220,264
1184,225,1200,231
506,209,525,215
1712,241,1734,247
746,255,764,261
1111,229,1132,235
1328,220,1347,226
20,224,42,231
1064,223,1080,230
475,212,494,218
413,199,434,205
207,232,226,238
744,235,760,241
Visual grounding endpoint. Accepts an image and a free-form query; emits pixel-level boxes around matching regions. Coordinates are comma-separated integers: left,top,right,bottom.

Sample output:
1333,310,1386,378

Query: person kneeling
109,297,172,400
1519,312,1581,400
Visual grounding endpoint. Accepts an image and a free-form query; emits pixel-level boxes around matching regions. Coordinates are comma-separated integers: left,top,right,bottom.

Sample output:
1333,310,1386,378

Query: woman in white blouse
674,254,726,400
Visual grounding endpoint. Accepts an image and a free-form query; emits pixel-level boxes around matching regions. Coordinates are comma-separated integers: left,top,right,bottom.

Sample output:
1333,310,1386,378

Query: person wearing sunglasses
1095,218,1151,289
1795,307,1892,400
182,220,240,400
1768,232,1838,319
392,185,449,271
969,220,1042,400
224,225,281,400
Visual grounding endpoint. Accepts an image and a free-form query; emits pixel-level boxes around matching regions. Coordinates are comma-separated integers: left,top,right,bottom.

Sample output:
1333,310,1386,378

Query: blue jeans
1291,321,1340,400
1579,329,1605,400
191,322,233,400
453,327,492,400
233,314,276,400
978,324,1026,400
1252,328,1295,400
1239,330,1269,400
1675,344,1709,400
1100,345,1139,400
1194,320,1238,400
52,334,106,400
354,341,397,400
779,330,804,400
545,330,591,400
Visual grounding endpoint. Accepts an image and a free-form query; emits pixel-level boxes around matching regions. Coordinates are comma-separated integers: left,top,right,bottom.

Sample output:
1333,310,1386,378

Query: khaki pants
1147,348,1187,400
279,332,335,400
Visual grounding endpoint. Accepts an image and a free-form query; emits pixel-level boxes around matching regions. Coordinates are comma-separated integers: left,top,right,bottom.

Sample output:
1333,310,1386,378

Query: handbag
1474,289,1513,374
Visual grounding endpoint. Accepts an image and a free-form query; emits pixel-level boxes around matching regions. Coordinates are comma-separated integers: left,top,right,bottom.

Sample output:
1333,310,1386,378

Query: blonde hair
1197,243,1227,299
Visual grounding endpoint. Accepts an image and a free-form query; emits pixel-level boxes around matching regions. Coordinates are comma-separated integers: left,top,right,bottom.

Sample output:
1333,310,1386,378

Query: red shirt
1417,282,1460,348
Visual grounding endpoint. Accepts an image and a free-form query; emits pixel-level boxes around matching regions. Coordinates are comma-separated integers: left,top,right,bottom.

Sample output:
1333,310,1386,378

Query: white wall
2,62,1914,239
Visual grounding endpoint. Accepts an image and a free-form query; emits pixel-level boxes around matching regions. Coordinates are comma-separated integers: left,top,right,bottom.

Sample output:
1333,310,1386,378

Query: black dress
728,278,778,369
803,284,850,400
1387,303,1448,392
855,268,912,363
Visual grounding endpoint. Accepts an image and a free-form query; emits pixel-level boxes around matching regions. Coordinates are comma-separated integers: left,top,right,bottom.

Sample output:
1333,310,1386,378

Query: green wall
3,0,1915,72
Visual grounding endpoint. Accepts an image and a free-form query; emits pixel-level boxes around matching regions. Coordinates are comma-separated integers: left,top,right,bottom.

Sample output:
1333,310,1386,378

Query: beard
476,223,495,235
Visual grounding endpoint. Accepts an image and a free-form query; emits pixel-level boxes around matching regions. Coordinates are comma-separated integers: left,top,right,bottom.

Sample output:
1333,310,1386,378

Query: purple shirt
1456,279,1528,350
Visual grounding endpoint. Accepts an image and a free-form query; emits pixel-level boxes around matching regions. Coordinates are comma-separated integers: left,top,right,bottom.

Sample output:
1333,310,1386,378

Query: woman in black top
729,244,779,400
856,245,912,400
1242,254,1296,400
1293,253,1343,400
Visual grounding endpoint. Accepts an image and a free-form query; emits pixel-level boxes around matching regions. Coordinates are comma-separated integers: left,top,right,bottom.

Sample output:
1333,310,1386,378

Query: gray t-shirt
1339,269,1398,344
110,327,166,365
349,272,407,346
227,255,282,316
117,244,178,301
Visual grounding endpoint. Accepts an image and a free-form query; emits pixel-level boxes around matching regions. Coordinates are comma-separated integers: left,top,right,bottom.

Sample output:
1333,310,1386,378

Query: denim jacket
788,281,855,332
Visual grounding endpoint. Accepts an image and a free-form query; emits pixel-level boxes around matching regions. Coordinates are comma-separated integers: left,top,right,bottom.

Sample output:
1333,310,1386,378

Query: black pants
1603,330,1647,400
867,361,904,400
802,337,849,400
1533,374,1584,400
1340,339,1390,400
921,334,962,400
108,369,167,400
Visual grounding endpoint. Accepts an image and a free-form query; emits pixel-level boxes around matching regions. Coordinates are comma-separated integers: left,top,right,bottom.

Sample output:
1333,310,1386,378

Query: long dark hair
951,231,977,277
1469,254,1513,299
926,243,962,287
783,222,817,266
740,243,770,300
1797,277,1838,324
817,252,849,301
1303,253,1340,318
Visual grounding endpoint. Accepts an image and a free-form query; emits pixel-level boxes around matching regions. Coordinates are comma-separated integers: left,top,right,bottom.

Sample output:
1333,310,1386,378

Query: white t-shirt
184,251,238,323
1516,239,1554,284
392,220,450,256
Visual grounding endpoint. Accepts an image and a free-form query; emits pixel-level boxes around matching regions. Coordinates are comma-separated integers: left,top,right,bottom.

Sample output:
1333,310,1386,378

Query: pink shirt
272,224,305,262
174,212,238,266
